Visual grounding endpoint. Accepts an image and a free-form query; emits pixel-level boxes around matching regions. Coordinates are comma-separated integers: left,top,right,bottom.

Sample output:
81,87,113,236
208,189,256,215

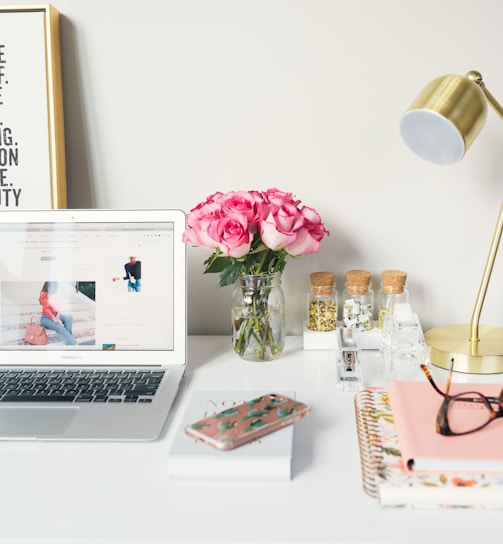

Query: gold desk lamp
400,70,503,374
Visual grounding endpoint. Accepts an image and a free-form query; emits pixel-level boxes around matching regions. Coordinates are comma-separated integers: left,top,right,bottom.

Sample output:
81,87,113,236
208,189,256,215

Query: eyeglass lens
446,392,493,434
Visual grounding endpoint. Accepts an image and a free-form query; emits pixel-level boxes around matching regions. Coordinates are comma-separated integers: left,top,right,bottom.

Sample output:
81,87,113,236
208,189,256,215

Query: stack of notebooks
354,380,503,509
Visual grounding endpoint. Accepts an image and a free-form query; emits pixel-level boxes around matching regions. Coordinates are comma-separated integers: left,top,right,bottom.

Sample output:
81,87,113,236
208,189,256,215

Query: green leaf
189,422,209,430
204,255,232,274
243,419,268,432
382,447,401,457
242,410,268,420
214,408,239,418
216,262,242,287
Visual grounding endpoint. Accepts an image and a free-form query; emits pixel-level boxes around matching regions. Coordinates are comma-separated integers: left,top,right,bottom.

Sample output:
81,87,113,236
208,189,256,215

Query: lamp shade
400,74,487,165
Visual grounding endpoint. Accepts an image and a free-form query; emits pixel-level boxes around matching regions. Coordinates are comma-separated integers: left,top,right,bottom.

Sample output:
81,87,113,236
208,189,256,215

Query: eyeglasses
420,358,503,436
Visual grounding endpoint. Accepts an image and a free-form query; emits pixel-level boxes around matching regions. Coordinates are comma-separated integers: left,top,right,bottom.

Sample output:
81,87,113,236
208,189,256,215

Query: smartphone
184,393,311,451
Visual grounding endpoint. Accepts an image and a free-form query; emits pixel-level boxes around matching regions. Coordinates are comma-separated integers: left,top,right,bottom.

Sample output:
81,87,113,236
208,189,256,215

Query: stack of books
354,381,503,509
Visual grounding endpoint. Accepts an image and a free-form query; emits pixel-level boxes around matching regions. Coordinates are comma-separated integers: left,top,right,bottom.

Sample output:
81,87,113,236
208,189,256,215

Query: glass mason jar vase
232,272,285,361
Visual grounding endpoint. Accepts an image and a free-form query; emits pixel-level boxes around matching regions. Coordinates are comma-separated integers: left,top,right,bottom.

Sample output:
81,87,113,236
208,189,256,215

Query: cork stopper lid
346,269,371,294
381,269,407,293
346,269,371,286
310,271,335,295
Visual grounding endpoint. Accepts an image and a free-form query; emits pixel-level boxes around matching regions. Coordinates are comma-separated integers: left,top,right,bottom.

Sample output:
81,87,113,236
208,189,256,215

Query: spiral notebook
354,388,503,509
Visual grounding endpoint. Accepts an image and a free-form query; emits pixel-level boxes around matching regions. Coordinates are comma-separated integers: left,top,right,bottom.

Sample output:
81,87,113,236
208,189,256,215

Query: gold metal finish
405,71,503,373
405,73,487,157
468,70,503,119
43,5,67,209
469,202,503,346
426,201,503,373
425,325,503,374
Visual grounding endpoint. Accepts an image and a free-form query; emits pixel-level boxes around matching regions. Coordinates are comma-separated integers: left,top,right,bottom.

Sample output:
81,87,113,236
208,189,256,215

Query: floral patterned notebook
354,388,503,509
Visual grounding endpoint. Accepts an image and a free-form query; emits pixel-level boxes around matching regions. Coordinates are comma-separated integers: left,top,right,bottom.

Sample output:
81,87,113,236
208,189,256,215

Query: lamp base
425,324,503,374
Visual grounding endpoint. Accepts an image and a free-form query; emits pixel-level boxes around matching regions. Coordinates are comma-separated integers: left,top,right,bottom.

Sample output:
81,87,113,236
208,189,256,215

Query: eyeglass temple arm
420,364,447,397
465,72,503,351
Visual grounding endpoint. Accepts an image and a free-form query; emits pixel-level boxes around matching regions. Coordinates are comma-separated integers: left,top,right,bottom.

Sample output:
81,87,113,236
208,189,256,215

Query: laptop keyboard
0,368,165,403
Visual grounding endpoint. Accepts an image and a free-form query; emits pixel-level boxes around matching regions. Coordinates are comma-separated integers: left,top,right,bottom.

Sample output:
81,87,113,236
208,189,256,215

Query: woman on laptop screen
39,281,77,345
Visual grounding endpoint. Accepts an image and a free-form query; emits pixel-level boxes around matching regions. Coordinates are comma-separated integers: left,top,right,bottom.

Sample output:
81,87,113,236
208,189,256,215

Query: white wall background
8,0,503,335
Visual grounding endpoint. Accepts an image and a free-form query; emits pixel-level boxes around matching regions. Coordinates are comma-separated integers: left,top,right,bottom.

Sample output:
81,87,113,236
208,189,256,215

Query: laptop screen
0,209,186,366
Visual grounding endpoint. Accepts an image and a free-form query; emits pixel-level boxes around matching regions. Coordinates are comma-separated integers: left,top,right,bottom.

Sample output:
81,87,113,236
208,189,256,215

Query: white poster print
0,7,66,209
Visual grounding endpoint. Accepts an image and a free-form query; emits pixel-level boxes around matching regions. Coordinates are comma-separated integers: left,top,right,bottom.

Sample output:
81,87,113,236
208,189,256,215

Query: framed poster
0,4,66,209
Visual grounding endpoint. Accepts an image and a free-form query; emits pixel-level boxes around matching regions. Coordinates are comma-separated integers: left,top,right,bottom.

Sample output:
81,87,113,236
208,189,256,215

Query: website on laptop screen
0,221,175,352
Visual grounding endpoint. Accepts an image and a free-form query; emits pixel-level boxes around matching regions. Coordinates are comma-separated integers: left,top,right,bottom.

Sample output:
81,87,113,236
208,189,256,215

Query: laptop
0,208,187,440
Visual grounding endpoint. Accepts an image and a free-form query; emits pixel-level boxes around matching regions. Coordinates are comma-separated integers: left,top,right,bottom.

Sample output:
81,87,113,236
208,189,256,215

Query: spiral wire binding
354,389,384,500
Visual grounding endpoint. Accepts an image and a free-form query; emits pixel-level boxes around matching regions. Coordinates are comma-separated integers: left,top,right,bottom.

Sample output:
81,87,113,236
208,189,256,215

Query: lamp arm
467,71,503,119
464,72,503,350
469,202,503,350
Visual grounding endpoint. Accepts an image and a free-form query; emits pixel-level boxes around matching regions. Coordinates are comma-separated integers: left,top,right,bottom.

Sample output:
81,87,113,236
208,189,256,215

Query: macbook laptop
0,208,187,440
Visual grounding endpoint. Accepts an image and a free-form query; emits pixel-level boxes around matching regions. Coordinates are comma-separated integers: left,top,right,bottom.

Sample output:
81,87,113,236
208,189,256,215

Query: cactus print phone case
184,393,311,451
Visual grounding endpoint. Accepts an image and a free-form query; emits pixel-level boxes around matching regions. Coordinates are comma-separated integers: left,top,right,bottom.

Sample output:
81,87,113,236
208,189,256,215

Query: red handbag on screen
24,316,48,345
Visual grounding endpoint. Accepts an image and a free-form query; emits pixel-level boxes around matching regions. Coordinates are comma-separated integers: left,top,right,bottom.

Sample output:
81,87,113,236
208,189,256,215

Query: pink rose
207,214,253,258
183,188,329,265
220,191,262,227
284,206,330,256
262,188,300,208
259,202,305,250
200,191,224,207
182,201,222,249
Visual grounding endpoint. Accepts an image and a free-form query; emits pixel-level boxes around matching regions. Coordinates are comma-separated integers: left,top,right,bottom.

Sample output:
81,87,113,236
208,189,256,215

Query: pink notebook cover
387,380,503,473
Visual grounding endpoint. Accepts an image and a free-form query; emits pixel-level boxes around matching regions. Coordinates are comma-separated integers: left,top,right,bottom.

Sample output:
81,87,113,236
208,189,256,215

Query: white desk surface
0,335,502,544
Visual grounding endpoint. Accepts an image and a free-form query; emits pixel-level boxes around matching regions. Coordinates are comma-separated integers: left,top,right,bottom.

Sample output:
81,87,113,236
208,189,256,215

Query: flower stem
255,249,270,275
232,272,284,360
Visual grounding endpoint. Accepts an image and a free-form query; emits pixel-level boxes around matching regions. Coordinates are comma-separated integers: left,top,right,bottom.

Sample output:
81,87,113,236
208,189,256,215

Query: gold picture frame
0,4,66,209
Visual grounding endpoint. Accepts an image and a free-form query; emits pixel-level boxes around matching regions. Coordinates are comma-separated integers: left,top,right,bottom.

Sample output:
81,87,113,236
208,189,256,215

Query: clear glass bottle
307,271,337,332
377,269,409,328
342,269,374,336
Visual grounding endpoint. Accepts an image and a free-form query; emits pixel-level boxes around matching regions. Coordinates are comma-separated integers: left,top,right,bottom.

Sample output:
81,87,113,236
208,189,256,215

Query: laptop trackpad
0,407,78,438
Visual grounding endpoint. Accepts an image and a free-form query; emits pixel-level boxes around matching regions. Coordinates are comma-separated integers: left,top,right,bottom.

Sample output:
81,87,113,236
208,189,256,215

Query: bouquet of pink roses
182,188,330,287
183,188,330,360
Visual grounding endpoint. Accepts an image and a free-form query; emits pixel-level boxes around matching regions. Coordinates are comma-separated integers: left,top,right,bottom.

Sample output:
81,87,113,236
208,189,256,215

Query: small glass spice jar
307,271,337,332
342,269,374,335
377,269,409,328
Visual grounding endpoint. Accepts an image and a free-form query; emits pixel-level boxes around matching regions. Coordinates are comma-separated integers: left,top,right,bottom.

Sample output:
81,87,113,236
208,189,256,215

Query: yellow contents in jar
308,299,337,331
